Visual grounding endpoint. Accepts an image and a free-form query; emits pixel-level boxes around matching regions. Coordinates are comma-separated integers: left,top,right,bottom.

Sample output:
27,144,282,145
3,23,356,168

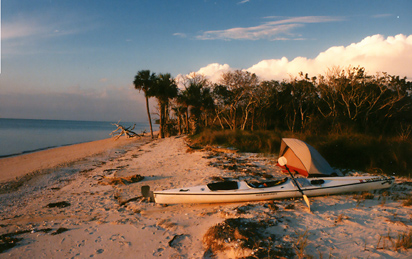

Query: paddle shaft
284,164,311,211
284,165,304,195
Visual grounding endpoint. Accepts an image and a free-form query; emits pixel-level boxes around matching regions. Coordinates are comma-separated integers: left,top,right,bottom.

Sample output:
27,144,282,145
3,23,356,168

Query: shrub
191,129,412,177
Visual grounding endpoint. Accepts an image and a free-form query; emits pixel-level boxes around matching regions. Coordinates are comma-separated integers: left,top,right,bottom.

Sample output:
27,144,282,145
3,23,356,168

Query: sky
0,0,411,122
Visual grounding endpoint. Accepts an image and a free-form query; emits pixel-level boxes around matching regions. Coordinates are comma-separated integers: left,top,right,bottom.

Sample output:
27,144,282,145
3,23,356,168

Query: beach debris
210,176,231,182
208,152,274,181
51,228,69,235
0,235,23,254
285,203,295,210
79,168,94,175
235,204,257,214
0,228,58,253
185,141,238,154
202,217,292,258
157,219,177,231
114,185,152,206
110,120,144,140
267,202,279,212
46,201,71,208
168,234,189,250
185,142,203,153
98,174,144,186
117,196,145,206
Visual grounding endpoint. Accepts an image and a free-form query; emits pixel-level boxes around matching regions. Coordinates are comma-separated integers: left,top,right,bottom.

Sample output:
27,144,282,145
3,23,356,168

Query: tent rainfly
278,138,336,177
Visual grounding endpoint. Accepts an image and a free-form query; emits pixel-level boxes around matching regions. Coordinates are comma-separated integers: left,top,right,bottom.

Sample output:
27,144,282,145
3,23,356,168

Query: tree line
134,66,412,139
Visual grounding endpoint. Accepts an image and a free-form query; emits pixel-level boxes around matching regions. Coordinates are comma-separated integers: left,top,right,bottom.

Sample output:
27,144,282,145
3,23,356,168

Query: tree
148,73,178,138
284,72,318,132
217,70,259,130
364,73,412,133
133,70,156,139
253,80,282,130
177,73,213,134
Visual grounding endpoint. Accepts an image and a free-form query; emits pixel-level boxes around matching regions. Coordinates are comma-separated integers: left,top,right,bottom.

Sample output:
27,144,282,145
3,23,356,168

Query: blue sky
1,0,412,122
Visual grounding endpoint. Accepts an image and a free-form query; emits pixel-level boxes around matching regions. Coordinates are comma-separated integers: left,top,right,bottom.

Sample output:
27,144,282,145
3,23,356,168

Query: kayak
153,175,394,204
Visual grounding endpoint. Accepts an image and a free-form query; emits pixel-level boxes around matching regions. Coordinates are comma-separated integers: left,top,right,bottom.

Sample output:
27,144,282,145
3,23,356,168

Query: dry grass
353,191,375,207
334,213,350,225
379,190,390,207
377,229,412,251
402,194,412,206
294,229,310,259
353,191,375,201
285,203,295,210
394,229,412,251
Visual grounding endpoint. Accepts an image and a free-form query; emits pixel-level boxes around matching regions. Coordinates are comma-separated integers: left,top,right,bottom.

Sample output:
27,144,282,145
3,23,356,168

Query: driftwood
110,121,144,140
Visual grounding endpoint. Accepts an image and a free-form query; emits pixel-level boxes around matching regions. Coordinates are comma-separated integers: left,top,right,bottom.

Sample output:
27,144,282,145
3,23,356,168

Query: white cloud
1,13,95,56
173,32,187,38
1,20,45,40
193,34,412,82
2,17,84,41
196,16,343,41
194,63,233,83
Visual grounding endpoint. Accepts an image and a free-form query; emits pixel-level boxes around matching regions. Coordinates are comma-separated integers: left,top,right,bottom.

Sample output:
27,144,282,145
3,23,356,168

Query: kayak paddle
278,156,311,211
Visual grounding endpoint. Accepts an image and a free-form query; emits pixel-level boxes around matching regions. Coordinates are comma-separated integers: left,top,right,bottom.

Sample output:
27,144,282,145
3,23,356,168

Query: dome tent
278,138,336,177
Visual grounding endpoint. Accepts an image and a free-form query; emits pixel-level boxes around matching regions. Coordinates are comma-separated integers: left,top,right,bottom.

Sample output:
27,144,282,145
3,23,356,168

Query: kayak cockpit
206,178,289,191
246,177,288,188
204,177,322,191
207,181,239,191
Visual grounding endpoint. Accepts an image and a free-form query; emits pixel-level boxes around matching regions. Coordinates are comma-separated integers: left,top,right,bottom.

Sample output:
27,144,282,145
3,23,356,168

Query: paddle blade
303,195,311,211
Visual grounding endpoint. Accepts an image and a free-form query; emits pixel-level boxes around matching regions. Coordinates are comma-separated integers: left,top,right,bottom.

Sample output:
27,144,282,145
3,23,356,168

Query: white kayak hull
153,176,394,204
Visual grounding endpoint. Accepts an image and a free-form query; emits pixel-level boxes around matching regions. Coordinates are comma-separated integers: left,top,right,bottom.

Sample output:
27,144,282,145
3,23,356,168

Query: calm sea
0,118,155,158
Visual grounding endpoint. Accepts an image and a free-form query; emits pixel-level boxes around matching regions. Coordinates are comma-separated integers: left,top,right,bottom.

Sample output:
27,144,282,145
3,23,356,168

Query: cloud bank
194,34,412,82
195,16,343,41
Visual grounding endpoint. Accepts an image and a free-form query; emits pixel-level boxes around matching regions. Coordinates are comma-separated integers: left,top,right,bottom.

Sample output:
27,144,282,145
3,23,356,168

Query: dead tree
110,121,143,140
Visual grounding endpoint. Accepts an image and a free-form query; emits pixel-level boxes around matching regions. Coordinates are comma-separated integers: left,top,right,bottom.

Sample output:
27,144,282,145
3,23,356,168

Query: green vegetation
134,66,412,176
190,129,412,177
134,70,178,139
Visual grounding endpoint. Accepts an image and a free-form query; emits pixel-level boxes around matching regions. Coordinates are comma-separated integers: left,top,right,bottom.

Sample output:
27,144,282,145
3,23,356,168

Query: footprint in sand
153,247,164,256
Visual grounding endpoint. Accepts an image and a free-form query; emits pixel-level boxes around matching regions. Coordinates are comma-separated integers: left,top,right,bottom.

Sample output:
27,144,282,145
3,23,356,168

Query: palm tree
133,70,156,139
149,73,178,138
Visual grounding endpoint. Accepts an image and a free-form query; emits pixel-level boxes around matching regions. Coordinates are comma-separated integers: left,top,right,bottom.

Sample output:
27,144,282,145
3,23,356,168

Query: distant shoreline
0,135,153,184
0,118,155,158
0,142,89,159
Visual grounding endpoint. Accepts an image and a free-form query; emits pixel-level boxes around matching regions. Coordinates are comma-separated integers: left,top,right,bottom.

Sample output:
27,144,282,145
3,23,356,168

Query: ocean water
0,118,155,158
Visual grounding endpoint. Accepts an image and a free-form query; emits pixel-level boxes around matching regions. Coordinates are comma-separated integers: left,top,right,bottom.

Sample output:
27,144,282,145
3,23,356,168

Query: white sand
0,135,411,258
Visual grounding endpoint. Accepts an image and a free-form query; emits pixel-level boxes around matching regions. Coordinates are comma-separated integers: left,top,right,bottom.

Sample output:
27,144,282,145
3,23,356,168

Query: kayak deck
153,176,394,204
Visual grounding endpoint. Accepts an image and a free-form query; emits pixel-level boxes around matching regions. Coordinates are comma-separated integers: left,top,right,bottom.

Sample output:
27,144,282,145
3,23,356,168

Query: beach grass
377,229,412,251
190,129,412,177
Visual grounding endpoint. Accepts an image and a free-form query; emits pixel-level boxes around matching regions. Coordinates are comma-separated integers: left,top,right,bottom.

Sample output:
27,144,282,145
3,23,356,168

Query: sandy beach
1,135,411,258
